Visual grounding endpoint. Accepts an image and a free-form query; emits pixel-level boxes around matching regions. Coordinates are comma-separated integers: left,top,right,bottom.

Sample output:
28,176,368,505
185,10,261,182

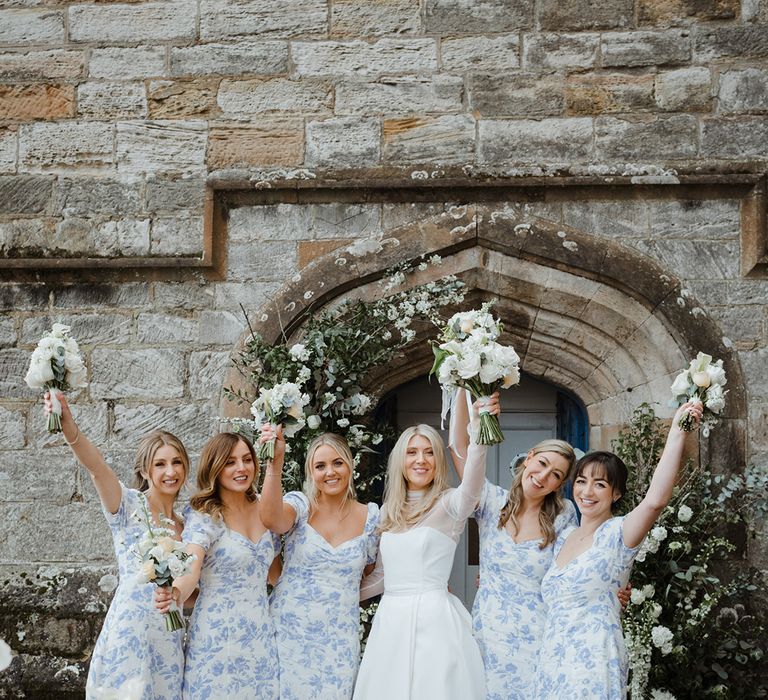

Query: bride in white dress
354,397,498,700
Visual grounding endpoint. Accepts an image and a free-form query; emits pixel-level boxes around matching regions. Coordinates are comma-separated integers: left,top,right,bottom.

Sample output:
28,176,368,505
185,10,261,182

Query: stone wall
1,0,768,694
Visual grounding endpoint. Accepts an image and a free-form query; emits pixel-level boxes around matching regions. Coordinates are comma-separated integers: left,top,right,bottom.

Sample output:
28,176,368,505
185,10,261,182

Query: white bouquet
24,323,88,433
250,381,311,460
670,352,727,436
132,496,196,632
429,302,520,444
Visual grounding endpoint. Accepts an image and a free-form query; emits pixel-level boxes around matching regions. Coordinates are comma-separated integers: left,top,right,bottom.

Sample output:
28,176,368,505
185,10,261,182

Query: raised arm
258,423,298,535
449,390,497,480
45,390,121,514
622,400,702,548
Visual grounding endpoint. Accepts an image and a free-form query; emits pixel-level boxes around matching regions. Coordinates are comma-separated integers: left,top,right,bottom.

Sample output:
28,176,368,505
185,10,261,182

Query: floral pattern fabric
182,508,280,700
472,481,577,700
535,516,640,700
270,492,380,700
86,484,184,700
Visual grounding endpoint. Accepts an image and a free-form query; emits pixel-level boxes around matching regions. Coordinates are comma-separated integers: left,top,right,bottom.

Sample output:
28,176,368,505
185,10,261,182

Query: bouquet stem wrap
163,595,183,632
47,387,63,433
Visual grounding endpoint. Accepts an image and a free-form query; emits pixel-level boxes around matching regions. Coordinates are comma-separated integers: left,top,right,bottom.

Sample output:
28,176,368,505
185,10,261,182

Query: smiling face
520,450,570,501
217,439,256,494
310,443,352,498
573,462,622,520
404,434,437,491
144,444,186,497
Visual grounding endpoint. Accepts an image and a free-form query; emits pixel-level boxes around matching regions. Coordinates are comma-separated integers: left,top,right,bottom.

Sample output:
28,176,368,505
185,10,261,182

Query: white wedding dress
353,443,487,700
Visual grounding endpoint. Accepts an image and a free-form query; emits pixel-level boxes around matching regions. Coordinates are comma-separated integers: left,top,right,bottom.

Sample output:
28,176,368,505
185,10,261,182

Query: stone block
471,73,564,117
0,128,16,173
336,76,462,116
306,116,380,167
213,280,281,310
739,348,768,400
478,117,593,163
170,41,289,77
53,217,151,257
217,78,332,116
19,122,113,171
638,0,738,25
748,403,768,452
292,39,437,78
88,47,166,80
0,405,24,449
0,349,35,398
655,67,711,111
137,313,197,343
0,318,16,347
718,68,768,113
426,0,533,32
200,0,327,39
648,199,739,239
309,203,382,239
709,305,765,345
602,30,691,67
147,79,219,119
113,402,215,452
297,239,348,268
538,0,633,29
0,450,81,504
0,175,53,215
226,240,297,281
381,201,447,229
0,218,55,256
150,216,205,256
13,616,92,656
145,177,205,216
566,73,654,115
77,81,147,120
0,9,64,45
28,402,109,460
331,0,420,36
700,117,768,157
68,0,196,43
153,282,214,311
208,119,304,168
383,114,475,164
594,115,697,159
561,200,649,239
198,311,245,346
693,26,768,60
116,120,207,175
522,33,599,71
21,314,133,346
0,49,84,81
90,348,185,399
0,286,51,313
51,283,151,310
440,35,520,74
56,176,142,218
189,351,231,400
0,84,74,120
629,239,740,279
228,203,311,242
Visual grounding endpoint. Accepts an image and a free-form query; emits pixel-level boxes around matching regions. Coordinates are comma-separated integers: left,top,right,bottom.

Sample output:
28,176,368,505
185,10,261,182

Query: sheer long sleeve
359,551,384,601
443,442,488,521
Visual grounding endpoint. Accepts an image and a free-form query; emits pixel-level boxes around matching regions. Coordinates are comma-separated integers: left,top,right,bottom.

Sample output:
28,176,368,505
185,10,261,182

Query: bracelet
64,428,80,446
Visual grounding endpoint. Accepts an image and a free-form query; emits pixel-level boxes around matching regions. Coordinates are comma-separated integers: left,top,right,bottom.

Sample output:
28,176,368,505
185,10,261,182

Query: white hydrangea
651,625,674,655
677,505,693,522
651,526,668,542
289,343,310,362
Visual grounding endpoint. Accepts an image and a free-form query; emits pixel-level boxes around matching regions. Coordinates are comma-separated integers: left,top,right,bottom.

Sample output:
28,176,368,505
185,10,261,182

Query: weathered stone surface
522,32,599,71
0,175,53,215
298,239,348,267
638,0,738,25
440,35,520,73
0,128,16,173
566,73,654,115
113,402,215,451
21,314,133,346
0,286,51,313
56,177,142,218
227,240,297,281
0,218,55,256
538,0,633,29
471,73,564,117
739,348,768,400
26,409,109,463
51,283,151,311
331,0,421,36
213,280,281,310
693,26,768,60
68,0,196,43
147,79,219,119
217,78,332,116
0,50,84,81
718,68,768,113
336,76,462,115
53,217,151,257
0,9,64,45
561,200,649,239
425,0,534,32
0,84,74,120
153,282,215,311
700,116,768,157
19,122,113,170
145,177,206,216
170,41,289,77
0,405,24,449
383,114,475,164
208,119,304,168
306,116,380,167
748,403,768,452
0,318,16,347
655,67,711,111
200,0,327,39
292,39,438,78
198,311,245,346
116,121,207,175
0,349,34,398
629,239,740,279
709,304,764,346
90,349,185,399
137,312,197,343
189,351,231,400
0,450,81,504
12,616,91,657
88,47,166,80
647,199,739,239
594,115,697,159
478,118,593,163
150,216,205,256
77,81,147,120
602,30,691,67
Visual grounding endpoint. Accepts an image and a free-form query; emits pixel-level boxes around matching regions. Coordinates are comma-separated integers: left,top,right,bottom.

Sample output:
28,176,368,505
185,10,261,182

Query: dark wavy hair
573,451,628,512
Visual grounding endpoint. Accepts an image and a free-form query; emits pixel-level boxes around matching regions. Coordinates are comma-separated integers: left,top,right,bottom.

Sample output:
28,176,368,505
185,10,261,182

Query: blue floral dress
269,492,380,700
536,516,639,699
472,481,577,700
182,508,280,700
85,484,184,700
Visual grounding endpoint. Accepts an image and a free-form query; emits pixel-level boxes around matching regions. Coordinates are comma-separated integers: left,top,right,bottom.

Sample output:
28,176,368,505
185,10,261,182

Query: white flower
650,602,663,620
348,393,372,416
51,323,71,338
429,254,442,265
0,639,12,672
24,356,55,388
651,625,674,655
642,584,655,599
456,353,481,379
651,526,668,542
337,418,350,428
670,370,690,397
630,588,646,605
707,360,727,387
705,383,725,413
650,690,676,700
371,434,383,445
307,415,321,430
692,370,711,388
137,560,157,583
418,262,428,271
677,505,693,522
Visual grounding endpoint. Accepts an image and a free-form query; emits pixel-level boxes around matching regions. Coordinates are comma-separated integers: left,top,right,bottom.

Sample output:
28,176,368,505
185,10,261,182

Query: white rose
456,353,481,379
502,367,520,389
168,556,187,579
692,371,711,388
707,361,727,387
642,584,655,599
460,318,474,334
630,588,646,605
286,402,304,420
0,639,12,672
670,371,690,396
651,625,674,655
650,603,663,620
307,415,321,430
705,384,725,413
479,360,503,385
651,526,667,542
284,417,305,437
24,359,55,389
138,560,157,583
157,536,177,555
677,505,693,522
336,418,350,428
689,352,713,374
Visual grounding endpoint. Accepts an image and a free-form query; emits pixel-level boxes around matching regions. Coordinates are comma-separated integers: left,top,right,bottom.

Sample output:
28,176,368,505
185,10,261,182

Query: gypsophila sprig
669,352,727,436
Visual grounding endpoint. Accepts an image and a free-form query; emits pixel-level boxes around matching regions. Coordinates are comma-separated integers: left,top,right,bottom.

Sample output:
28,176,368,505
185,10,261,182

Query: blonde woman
353,396,498,700
155,433,280,699
259,429,380,700
45,392,189,699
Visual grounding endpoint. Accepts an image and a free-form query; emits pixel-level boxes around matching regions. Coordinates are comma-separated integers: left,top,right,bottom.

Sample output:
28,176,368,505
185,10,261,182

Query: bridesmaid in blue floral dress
259,429,380,700
536,401,702,699
47,392,188,700
156,433,281,700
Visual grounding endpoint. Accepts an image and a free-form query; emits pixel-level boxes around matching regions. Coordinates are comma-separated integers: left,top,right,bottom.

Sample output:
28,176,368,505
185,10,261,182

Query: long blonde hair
133,431,189,495
303,433,357,510
379,424,449,533
497,438,576,549
190,433,259,520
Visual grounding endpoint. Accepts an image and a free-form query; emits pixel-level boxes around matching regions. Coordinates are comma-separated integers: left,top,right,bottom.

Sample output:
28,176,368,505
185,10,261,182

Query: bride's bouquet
430,302,520,445
24,323,87,433
250,381,311,460
132,496,196,632
670,352,727,436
